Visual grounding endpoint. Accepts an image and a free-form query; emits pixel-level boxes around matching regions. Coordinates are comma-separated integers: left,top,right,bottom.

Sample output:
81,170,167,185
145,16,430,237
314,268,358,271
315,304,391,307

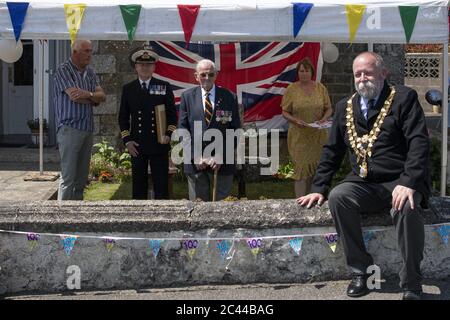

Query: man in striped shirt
53,39,106,200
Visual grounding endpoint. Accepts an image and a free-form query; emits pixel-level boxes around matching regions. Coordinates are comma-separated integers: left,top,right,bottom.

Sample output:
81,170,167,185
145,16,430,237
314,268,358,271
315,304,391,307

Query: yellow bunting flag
64,4,86,44
345,4,366,43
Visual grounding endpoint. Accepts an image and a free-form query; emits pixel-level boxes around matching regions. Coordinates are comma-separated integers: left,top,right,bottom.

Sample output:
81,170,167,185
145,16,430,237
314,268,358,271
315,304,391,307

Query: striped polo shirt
53,59,99,132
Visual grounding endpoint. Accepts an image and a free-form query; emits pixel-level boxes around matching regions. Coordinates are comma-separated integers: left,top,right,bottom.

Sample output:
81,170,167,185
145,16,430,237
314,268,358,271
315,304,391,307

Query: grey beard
356,81,382,99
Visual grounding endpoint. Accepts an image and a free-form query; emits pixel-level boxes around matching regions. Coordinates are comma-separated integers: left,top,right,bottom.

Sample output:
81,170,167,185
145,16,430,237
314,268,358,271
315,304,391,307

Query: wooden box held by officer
118,44,177,199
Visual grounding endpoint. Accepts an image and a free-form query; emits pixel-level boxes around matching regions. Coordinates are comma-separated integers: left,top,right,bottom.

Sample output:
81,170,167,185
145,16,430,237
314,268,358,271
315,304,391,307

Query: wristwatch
89,92,94,98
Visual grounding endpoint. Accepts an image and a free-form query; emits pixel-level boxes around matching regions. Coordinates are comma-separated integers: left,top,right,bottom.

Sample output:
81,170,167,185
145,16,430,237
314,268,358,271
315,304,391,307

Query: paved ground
1,278,449,300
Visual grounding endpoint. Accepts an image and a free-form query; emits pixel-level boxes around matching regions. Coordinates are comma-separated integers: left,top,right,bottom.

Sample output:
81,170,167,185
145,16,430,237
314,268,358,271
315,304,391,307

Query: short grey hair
195,59,216,72
71,40,92,53
354,51,385,69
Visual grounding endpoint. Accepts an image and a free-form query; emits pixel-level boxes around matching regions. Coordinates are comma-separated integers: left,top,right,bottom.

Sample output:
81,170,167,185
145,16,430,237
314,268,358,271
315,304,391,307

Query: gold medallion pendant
346,87,396,178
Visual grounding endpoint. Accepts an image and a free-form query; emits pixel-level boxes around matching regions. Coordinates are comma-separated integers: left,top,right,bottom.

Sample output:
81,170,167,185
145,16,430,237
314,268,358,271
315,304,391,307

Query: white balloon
0,39,23,63
322,43,339,63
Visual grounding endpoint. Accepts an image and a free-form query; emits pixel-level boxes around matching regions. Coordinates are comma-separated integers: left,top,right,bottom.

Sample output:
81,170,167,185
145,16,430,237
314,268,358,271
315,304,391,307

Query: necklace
346,86,396,178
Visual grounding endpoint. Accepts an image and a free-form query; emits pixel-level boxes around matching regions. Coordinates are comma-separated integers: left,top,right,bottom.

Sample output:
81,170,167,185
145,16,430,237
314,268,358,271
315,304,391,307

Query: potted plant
27,118,49,146
27,118,48,133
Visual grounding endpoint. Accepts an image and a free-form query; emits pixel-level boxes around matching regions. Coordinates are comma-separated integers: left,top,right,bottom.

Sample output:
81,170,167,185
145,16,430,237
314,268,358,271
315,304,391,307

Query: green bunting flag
399,6,419,43
120,5,142,42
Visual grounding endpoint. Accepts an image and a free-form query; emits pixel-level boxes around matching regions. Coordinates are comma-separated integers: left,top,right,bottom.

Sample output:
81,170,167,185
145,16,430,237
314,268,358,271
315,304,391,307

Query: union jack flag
150,41,320,128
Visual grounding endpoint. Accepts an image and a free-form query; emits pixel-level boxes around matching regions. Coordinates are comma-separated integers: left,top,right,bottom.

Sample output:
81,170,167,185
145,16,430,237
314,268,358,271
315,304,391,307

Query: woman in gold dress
281,58,333,197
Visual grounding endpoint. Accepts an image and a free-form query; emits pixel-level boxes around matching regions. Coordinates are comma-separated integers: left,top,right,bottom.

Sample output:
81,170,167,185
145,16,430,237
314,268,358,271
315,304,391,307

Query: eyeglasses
198,72,216,78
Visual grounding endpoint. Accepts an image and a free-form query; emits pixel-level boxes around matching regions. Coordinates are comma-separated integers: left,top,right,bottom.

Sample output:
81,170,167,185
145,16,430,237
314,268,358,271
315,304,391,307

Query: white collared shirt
360,95,379,120
139,77,151,89
201,85,216,112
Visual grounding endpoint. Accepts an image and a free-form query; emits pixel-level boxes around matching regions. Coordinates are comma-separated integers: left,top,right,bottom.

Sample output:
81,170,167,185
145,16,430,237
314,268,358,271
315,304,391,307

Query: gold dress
281,82,332,180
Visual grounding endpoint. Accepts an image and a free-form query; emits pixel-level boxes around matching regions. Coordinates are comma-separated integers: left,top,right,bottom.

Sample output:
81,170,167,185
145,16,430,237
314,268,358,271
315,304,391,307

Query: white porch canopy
0,0,448,195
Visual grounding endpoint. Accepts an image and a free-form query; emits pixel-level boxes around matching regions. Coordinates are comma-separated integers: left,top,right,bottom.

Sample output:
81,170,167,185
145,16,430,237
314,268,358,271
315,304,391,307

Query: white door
1,40,34,134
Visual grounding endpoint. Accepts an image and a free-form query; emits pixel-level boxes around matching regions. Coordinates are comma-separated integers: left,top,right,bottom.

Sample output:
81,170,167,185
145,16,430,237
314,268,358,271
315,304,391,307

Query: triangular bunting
182,239,198,260
435,225,450,246
398,6,419,43
293,3,313,38
289,237,303,255
149,239,162,258
363,230,375,249
26,232,40,251
345,4,366,42
119,5,142,42
246,238,263,258
104,238,116,252
64,4,86,45
216,239,232,260
6,2,29,42
60,235,78,257
177,5,200,48
324,233,339,253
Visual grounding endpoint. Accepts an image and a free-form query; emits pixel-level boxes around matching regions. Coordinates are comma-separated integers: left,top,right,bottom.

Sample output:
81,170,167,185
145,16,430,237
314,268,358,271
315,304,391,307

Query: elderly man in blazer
118,44,177,199
298,52,430,300
178,59,241,201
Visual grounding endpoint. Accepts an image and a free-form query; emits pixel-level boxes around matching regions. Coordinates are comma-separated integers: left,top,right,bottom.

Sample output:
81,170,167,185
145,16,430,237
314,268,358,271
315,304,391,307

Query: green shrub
90,140,131,183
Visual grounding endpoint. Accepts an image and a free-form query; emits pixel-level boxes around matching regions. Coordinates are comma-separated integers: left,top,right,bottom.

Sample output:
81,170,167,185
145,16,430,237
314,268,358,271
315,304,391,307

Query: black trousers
328,180,425,291
131,153,169,200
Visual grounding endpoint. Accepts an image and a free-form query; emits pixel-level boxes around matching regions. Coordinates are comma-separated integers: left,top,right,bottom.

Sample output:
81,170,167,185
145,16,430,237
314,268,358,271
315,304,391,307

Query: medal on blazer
346,86,396,178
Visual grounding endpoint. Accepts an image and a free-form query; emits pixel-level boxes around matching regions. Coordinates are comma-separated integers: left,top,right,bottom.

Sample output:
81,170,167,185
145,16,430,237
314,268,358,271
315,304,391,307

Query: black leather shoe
347,274,370,297
402,290,422,300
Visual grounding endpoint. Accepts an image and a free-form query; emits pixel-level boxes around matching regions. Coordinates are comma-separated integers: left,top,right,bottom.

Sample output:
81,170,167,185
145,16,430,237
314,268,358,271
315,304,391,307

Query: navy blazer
178,85,241,175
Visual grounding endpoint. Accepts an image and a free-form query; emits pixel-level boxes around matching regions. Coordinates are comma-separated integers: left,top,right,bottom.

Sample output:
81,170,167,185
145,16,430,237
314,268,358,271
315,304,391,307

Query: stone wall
0,199,448,294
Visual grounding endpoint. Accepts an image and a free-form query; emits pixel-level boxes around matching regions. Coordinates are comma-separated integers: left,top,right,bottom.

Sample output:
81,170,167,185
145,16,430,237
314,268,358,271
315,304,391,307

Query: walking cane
212,169,218,202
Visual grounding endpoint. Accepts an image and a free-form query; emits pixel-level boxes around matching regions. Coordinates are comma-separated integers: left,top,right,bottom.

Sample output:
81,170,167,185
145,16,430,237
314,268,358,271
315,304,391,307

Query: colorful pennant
26,232,40,250
119,5,142,42
324,233,339,253
293,3,313,38
363,230,375,249
177,5,200,47
64,4,86,44
398,6,419,43
216,239,232,260
6,2,29,42
289,237,303,255
104,238,116,252
435,225,449,246
149,239,162,258
60,235,78,257
247,238,263,258
182,239,199,260
345,4,366,42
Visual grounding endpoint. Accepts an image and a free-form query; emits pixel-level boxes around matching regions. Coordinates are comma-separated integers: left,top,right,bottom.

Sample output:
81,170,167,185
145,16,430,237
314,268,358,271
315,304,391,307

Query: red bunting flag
177,4,200,48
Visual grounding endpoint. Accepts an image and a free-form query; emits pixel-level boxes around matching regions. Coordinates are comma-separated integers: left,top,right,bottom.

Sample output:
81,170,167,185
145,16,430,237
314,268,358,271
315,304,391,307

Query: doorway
1,40,34,145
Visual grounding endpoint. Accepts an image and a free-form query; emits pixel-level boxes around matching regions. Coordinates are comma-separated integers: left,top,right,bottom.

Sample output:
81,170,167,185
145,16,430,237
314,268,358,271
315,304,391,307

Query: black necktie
366,99,375,119
204,92,213,125
142,82,148,93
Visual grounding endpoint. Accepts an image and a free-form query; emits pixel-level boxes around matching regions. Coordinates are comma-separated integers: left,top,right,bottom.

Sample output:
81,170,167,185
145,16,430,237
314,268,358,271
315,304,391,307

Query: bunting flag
292,3,313,38
26,232,40,250
149,240,162,258
64,4,86,44
60,235,78,257
289,237,303,255
363,230,375,249
435,225,449,246
182,239,198,260
246,238,263,258
398,6,419,43
6,2,29,42
216,240,232,260
119,5,141,42
345,4,366,42
324,233,339,253
104,238,116,252
177,5,200,47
